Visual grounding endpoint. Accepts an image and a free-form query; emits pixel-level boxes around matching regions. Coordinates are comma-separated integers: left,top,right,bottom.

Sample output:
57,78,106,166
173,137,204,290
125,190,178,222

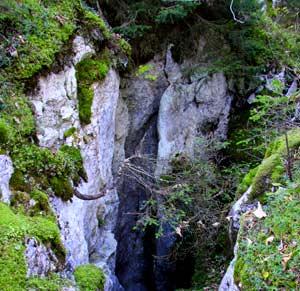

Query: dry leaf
247,238,253,245
282,252,292,270
175,227,182,237
197,220,206,229
212,222,220,227
265,235,275,245
253,202,267,219
278,240,285,252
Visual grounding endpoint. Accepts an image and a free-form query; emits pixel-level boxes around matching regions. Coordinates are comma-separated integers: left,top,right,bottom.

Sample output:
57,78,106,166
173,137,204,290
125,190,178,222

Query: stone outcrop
156,67,232,175
115,47,233,290
218,186,257,291
29,36,122,290
0,155,13,203
25,237,59,278
27,32,233,291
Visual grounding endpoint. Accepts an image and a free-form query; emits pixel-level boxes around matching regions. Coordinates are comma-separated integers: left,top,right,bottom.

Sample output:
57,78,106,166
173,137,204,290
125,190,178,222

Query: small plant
135,64,157,81
63,127,76,139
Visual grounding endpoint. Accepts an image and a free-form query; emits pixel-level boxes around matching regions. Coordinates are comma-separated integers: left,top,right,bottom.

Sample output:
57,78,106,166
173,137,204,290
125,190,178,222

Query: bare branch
230,0,245,24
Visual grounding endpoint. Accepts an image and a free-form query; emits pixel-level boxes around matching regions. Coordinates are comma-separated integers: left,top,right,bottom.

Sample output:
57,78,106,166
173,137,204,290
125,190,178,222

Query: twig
230,0,245,24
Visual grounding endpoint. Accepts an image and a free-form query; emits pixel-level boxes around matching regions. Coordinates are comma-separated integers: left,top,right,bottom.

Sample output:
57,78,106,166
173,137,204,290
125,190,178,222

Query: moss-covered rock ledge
230,129,300,290
235,129,300,200
0,202,69,290
234,183,300,290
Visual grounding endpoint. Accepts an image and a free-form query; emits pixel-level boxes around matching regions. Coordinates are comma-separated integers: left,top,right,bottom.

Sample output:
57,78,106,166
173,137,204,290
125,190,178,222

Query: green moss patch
76,57,110,125
0,0,78,80
250,153,284,199
74,264,106,291
0,203,67,290
234,183,300,290
26,273,73,291
235,166,258,198
64,127,76,139
9,144,85,201
236,130,300,199
0,119,10,144
50,176,73,202
264,129,300,158
81,10,111,39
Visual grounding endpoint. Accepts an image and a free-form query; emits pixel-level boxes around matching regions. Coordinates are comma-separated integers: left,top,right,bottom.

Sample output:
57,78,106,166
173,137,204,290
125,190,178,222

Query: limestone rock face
29,36,95,150
218,187,255,291
122,57,168,155
218,242,240,291
25,237,59,278
156,71,232,175
114,46,234,289
29,36,122,290
0,155,13,203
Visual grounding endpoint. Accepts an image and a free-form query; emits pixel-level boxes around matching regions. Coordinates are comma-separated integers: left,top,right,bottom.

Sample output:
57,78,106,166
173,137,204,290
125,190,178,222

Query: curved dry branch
230,0,245,24
73,188,106,200
72,154,157,201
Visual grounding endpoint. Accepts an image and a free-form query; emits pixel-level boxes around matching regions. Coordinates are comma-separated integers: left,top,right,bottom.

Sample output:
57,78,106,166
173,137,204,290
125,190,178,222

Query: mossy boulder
235,130,300,199
250,153,284,199
235,166,258,199
74,264,106,291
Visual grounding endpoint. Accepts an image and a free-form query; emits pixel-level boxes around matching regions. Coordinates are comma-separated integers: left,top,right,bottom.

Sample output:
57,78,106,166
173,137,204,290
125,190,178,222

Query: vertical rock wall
115,48,233,290
29,36,122,290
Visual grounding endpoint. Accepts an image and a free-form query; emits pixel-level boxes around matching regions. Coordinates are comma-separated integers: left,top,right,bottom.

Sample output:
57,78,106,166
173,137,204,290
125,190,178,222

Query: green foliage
136,64,153,76
235,166,258,198
155,3,198,24
59,145,87,185
9,143,85,201
50,176,73,202
234,182,300,289
0,203,66,290
113,24,151,39
0,119,10,144
26,273,73,291
76,57,110,125
82,9,111,39
135,63,157,81
0,0,78,79
74,264,106,291
249,81,297,131
0,83,35,139
64,127,76,139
